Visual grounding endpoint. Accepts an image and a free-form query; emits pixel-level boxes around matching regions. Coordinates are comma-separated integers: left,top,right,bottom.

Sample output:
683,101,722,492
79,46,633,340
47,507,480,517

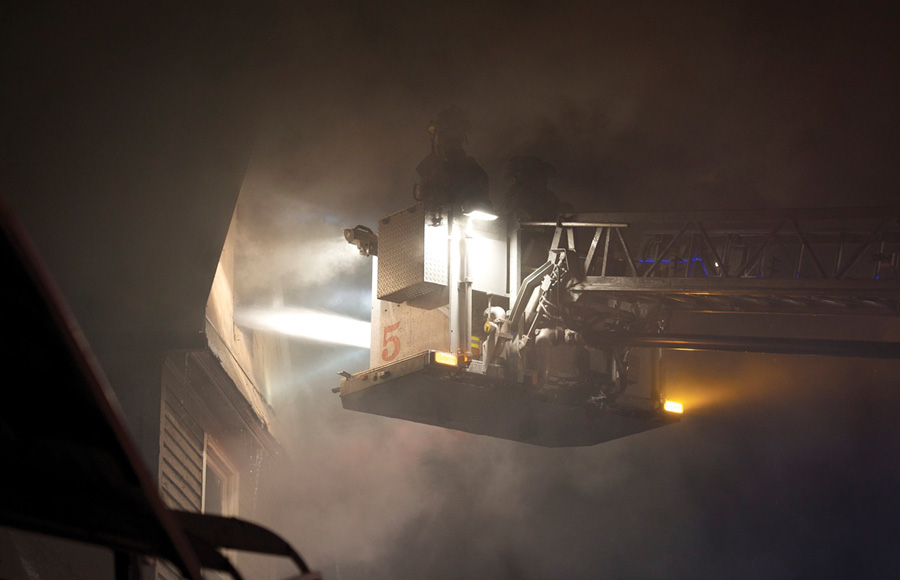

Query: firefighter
500,155,571,221
501,156,573,272
414,106,491,211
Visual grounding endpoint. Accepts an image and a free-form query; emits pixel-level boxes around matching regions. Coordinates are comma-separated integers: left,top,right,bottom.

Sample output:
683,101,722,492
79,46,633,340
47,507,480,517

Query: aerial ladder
338,203,900,447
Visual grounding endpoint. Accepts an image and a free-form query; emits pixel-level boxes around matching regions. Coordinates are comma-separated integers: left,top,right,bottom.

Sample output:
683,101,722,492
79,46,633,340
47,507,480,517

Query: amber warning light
664,400,684,414
433,351,458,367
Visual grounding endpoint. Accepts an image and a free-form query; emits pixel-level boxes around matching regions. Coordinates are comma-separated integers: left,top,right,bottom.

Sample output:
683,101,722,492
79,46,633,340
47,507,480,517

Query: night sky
3,1,900,578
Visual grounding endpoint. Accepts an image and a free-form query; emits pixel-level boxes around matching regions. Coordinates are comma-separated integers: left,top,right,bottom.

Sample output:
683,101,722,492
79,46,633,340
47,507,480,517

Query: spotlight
343,225,378,256
462,201,498,221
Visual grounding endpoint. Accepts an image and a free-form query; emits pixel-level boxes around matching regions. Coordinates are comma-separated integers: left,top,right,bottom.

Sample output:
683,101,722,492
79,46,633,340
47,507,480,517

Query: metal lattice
522,206,900,316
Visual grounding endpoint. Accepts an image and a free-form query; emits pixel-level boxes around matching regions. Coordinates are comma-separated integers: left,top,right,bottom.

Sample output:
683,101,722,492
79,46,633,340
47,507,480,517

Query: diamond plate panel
377,204,448,303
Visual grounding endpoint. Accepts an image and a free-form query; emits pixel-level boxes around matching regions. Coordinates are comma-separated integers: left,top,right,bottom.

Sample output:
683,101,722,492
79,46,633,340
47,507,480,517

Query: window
202,438,238,517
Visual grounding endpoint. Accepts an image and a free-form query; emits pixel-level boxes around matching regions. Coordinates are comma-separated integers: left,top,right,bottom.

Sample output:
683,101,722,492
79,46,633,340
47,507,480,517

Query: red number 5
382,322,401,361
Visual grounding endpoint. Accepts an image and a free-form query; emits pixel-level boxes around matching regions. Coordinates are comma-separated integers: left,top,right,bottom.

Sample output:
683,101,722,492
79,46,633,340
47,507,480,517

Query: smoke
230,189,371,302
210,2,900,578
5,2,898,578
261,351,900,578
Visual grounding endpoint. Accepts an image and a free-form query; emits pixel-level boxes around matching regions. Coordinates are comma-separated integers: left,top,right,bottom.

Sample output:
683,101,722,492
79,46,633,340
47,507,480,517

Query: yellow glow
433,351,458,367
664,400,684,414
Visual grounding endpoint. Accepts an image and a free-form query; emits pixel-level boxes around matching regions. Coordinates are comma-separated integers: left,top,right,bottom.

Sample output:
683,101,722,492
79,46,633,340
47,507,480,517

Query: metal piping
588,332,900,359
